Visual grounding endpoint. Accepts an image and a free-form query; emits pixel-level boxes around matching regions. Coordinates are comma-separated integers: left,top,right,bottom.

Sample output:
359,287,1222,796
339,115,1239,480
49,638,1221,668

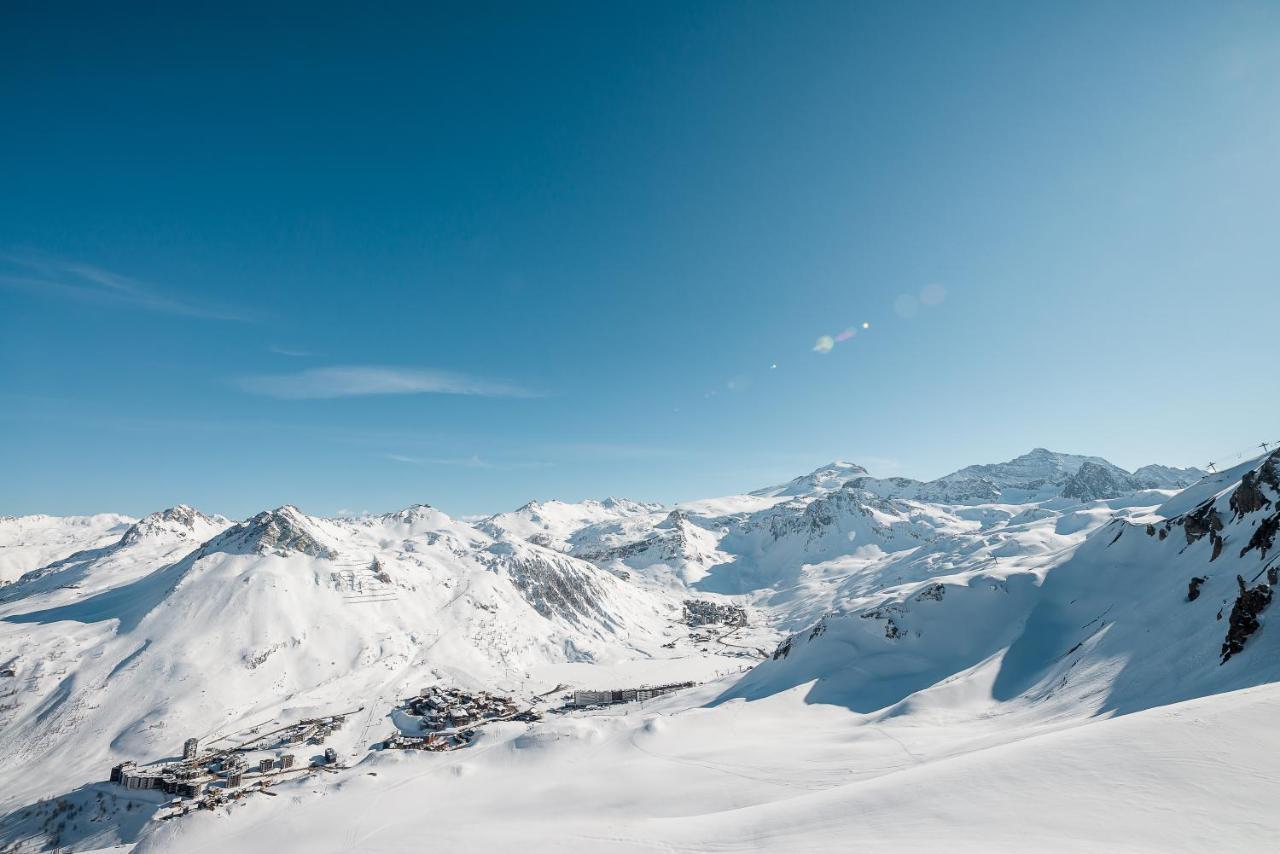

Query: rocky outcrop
1221,574,1274,663
484,542,623,629
1187,576,1207,601
860,602,906,640
772,637,793,660
766,489,886,541
1060,462,1144,501
915,583,946,602
203,507,336,559
1182,502,1225,560
1228,455,1280,560
1229,466,1275,519
657,509,689,529
119,505,224,546
1240,512,1280,561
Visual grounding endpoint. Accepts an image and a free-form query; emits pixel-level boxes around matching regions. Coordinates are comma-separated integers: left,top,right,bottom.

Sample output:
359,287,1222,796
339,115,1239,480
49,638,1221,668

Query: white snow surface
2,448,1277,852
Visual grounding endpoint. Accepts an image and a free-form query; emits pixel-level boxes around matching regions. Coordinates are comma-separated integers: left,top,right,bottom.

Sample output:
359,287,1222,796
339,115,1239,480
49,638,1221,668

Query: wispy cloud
235,366,539,400
0,253,250,321
535,441,683,461
385,453,551,470
269,345,313,357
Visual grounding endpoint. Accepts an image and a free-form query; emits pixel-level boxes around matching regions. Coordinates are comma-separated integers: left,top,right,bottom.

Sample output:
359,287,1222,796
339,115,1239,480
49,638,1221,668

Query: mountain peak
752,461,872,497
1132,464,1207,490
379,502,438,520
1060,461,1143,501
118,505,227,546
203,505,335,559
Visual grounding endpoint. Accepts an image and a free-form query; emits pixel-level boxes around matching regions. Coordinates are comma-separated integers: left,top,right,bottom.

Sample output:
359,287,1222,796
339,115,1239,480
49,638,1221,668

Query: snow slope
129,681,1280,853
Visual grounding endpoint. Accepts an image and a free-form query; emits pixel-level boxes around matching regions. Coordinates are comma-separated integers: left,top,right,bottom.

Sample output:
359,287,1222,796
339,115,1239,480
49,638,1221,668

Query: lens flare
894,294,919,318
920,282,946,305
834,327,855,342
812,335,834,354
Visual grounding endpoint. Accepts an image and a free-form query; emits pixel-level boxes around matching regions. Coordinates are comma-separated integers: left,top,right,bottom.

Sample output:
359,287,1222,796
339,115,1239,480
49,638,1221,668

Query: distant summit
1132,464,1207,490
751,461,871,498
203,506,337,559
1060,461,1144,501
849,449,1206,505
119,505,228,546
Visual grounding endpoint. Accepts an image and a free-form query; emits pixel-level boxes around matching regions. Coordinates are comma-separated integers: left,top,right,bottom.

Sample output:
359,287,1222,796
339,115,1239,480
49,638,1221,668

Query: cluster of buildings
382,685,542,752
109,741,305,801
683,599,748,627
107,712,350,806
109,759,207,798
406,686,518,731
571,681,696,708
279,714,345,747
382,730,474,752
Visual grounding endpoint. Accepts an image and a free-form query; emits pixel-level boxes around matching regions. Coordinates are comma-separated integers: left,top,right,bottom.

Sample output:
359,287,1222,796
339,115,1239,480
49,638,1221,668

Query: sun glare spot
894,294,919,318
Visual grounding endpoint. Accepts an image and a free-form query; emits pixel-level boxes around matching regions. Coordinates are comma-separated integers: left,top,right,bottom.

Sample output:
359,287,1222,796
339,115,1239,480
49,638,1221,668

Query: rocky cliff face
481,539,659,632
118,505,228,546
202,506,337,559
1060,462,1144,501
1132,464,1207,490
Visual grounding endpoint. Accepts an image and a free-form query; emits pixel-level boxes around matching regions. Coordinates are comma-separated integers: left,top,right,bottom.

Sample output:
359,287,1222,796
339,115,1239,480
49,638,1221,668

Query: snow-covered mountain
1059,460,1143,500
0,513,134,585
0,502,676,823
749,460,870,497
850,448,1205,504
481,497,661,552
1132,462,1210,489
117,505,229,548
482,452,1200,617
0,446,1268,853
732,449,1280,734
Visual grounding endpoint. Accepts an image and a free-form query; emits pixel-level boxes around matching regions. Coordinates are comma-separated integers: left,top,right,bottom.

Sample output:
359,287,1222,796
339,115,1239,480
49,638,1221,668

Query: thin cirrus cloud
385,453,552,470
0,253,250,321
234,366,539,400
268,345,313,357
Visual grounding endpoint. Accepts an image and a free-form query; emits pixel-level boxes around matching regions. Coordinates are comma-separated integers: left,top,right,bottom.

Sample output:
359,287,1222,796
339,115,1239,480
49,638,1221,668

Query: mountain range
5,447,1278,853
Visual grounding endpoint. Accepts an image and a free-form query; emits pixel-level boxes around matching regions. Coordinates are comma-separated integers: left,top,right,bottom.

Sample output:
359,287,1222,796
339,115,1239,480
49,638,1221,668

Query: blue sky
3,1,1280,519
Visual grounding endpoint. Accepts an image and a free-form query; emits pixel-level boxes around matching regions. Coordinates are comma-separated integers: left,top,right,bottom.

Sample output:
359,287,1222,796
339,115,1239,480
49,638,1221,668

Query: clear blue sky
3,1,1279,519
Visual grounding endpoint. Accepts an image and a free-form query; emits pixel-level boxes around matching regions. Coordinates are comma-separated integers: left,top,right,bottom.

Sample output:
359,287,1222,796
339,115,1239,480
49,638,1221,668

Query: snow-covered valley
3,448,1278,852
